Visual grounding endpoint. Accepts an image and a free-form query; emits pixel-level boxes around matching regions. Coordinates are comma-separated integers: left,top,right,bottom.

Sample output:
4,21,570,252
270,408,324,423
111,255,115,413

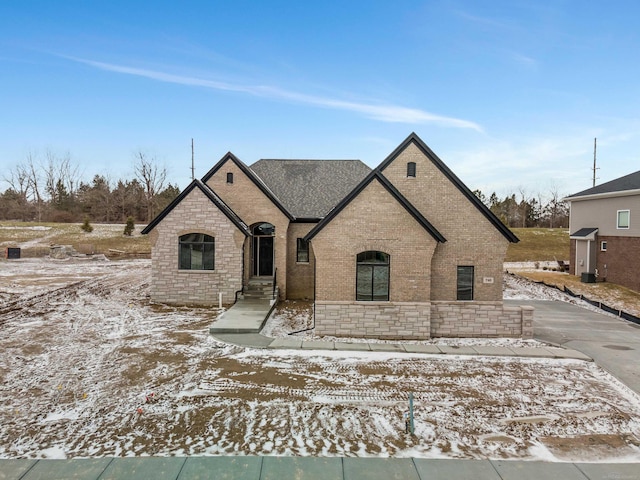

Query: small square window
600,241,607,251
296,238,309,263
226,172,234,184
617,210,629,229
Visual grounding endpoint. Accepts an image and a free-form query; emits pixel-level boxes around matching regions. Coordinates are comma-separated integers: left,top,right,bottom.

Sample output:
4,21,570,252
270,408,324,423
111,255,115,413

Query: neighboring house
564,169,640,292
142,133,531,339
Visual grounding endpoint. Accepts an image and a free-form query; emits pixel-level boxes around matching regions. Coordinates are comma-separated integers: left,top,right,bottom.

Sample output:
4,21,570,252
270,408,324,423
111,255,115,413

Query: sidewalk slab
509,347,555,358
0,459,37,480
179,456,261,480
403,344,442,354
22,458,112,480
301,340,335,350
575,462,640,480
471,346,515,356
437,345,477,355
491,460,587,480
369,343,406,353
269,337,303,349
414,459,501,479
211,333,275,348
261,457,343,480
544,346,592,361
336,342,371,351
100,457,186,480
343,457,420,480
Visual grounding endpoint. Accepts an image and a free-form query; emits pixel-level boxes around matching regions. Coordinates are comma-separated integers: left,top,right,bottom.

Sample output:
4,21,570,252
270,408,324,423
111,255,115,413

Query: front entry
252,223,274,276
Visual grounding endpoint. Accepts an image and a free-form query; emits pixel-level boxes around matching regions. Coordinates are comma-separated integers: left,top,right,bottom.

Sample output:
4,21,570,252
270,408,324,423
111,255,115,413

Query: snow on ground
1,259,639,461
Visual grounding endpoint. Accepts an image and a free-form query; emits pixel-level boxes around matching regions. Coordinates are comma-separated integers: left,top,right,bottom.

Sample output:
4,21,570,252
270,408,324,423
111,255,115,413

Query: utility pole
592,137,599,187
191,138,195,181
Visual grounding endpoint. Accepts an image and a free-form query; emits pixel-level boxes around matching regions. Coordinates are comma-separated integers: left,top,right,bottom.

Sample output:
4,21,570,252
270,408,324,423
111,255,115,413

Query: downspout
288,239,316,335
234,240,246,304
586,239,591,273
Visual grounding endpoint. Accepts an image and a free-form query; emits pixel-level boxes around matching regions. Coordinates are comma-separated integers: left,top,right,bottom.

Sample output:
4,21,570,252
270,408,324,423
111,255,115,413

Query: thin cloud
67,56,483,131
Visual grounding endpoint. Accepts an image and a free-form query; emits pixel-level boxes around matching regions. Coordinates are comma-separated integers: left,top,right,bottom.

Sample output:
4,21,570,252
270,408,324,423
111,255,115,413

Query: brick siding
595,236,640,291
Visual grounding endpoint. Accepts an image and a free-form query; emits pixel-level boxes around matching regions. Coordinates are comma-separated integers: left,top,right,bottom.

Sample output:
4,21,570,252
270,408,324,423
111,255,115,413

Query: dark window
297,238,309,263
356,251,389,301
457,266,474,300
407,162,416,177
600,241,607,251
179,233,215,270
226,172,233,184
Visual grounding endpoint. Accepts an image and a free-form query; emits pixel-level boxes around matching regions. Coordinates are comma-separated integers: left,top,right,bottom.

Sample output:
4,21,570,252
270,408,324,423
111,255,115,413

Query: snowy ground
1,258,639,461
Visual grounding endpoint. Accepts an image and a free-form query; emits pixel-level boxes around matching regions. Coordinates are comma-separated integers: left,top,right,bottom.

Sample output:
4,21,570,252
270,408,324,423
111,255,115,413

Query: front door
252,223,275,277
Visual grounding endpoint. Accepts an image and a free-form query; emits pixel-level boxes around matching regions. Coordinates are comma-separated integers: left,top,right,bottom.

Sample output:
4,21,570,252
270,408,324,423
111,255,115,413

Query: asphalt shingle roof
566,170,640,199
249,159,372,218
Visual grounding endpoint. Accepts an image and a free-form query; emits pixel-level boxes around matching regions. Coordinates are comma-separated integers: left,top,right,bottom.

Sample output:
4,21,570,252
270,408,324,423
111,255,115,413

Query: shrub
81,216,93,233
123,216,135,236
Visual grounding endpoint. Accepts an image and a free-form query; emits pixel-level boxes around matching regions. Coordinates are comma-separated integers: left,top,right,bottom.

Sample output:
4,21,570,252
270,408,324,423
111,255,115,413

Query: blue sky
1,0,639,199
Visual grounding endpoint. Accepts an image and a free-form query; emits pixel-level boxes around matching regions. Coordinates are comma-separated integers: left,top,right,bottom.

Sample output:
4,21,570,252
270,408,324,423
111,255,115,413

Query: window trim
226,172,234,184
356,251,390,302
296,238,309,263
456,265,474,301
617,210,630,229
407,161,416,178
600,240,607,252
178,233,215,271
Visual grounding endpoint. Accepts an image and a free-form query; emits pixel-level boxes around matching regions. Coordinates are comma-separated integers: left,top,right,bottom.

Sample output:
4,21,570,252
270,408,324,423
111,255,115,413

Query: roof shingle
249,159,372,219
566,170,640,199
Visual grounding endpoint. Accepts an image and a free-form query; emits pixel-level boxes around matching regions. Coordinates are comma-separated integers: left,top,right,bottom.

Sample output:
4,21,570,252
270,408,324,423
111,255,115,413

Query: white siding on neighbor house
569,194,640,237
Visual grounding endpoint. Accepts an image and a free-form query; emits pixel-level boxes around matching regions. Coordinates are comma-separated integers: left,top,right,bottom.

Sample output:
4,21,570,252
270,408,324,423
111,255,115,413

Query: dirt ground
1,258,639,461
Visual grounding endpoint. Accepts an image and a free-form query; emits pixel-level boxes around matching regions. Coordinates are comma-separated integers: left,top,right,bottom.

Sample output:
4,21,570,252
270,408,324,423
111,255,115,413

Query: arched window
356,251,389,301
179,233,215,270
407,162,416,177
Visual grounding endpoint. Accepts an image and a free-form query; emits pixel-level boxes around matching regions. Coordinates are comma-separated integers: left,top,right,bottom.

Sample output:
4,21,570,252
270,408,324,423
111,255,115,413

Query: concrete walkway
209,297,275,334
3,456,639,480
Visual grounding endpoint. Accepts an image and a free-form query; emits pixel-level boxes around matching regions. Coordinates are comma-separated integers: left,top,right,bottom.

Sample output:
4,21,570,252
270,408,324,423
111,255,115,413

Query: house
564,169,640,291
142,133,531,339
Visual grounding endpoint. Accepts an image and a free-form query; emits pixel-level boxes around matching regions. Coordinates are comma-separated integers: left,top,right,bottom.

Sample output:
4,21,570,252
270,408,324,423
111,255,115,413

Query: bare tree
134,152,167,222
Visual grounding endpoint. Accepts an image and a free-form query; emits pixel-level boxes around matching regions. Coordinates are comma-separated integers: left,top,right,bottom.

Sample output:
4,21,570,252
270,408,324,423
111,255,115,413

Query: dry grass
0,222,150,258
506,228,570,262
515,270,640,316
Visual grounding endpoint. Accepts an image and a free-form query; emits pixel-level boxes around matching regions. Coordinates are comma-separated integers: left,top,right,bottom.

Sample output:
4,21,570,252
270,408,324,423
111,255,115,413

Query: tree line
1,151,180,224
473,186,569,228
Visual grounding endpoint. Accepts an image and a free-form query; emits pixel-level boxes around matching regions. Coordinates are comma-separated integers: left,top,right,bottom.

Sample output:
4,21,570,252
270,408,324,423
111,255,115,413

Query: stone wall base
314,301,534,339
314,301,432,340
431,301,534,338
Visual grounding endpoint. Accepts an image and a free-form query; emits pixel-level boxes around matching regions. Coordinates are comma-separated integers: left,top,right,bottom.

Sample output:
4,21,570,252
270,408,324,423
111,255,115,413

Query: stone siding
148,187,244,306
314,301,431,339
430,302,534,338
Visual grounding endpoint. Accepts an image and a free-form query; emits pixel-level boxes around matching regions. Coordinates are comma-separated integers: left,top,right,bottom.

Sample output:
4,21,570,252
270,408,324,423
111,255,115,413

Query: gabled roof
250,159,372,219
305,170,446,243
565,169,640,200
201,152,294,221
141,179,250,236
379,132,519,243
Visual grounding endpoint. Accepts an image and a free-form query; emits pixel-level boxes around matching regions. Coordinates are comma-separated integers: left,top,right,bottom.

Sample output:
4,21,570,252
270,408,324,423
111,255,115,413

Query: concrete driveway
507,299,640,396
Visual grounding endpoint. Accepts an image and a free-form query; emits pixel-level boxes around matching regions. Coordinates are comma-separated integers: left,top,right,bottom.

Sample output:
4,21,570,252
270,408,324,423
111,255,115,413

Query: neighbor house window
601,241,607,251
356,251,389,301
179,233,214,270
296,238,309,263
617,210,630,229
226,172,234,184
457,266,474,300
407,162,416,177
